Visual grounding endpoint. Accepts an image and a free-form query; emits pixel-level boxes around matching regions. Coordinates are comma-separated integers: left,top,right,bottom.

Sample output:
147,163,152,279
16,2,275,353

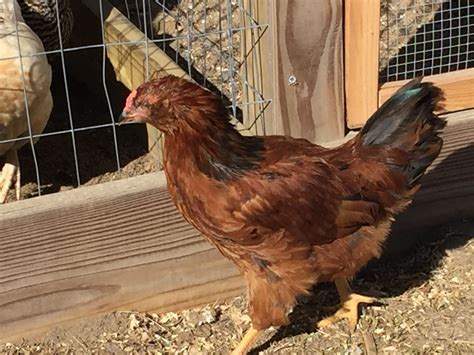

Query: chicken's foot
231,325,261,355
317,278,377,331
0,150,20,203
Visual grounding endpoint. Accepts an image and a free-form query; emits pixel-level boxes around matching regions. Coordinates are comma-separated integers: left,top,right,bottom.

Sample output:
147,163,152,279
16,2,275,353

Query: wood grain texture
241,0,274,136
345,0,380,129
1,111,473,341
270,0,345,143
0,173,243,342
378,69,474,119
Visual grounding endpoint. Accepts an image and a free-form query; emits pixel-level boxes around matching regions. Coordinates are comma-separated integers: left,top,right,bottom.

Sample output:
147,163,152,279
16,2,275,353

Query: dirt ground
1,220,472,354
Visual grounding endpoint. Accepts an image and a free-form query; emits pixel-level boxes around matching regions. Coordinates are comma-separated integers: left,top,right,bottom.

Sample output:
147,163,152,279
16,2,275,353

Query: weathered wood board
240,0,274,136
0,173,243,341
270,0,345,143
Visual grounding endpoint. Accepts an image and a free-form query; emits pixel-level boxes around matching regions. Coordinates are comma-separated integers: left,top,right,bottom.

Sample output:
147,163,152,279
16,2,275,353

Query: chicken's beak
117,111,130,125
117,110,148,125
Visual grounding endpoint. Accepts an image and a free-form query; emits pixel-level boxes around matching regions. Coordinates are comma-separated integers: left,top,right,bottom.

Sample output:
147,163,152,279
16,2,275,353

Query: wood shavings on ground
1,220,473,354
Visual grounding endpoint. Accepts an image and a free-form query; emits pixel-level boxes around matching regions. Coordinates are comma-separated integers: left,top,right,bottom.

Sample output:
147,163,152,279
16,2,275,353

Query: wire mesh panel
0,0,271,202
109,0,271,133
379,0,474,83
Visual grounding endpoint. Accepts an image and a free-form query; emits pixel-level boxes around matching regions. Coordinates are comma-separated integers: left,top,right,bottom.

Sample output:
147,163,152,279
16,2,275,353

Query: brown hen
119,75,445,354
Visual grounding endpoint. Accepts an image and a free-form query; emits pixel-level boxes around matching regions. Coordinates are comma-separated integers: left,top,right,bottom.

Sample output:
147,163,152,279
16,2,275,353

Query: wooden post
240,0,274,136
267,0,345,143
345,0,380,129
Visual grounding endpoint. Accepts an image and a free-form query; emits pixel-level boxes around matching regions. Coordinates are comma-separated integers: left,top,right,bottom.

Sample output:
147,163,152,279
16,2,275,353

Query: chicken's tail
357,77,446,186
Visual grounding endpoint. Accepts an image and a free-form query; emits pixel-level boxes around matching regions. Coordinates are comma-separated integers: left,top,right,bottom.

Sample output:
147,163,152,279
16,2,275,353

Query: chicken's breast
0,11,53,155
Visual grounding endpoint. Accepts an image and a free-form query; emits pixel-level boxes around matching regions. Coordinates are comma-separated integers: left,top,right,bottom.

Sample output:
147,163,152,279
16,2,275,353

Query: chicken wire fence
379,0,474,83
0,0,270,200
3,0,472,202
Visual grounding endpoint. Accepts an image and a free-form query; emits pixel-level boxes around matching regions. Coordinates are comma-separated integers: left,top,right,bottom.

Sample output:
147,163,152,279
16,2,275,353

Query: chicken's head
118,75,229,134
118,80,173,131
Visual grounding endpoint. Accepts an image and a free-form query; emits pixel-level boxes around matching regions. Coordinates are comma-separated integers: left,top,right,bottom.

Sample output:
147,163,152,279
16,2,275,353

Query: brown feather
121,75,445,331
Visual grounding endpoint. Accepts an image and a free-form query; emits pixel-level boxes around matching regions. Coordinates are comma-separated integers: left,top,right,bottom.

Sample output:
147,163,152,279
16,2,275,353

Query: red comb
124,90,138,111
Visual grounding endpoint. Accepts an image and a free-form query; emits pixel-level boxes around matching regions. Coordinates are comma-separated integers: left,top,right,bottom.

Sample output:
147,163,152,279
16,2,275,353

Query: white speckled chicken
0,0,53,203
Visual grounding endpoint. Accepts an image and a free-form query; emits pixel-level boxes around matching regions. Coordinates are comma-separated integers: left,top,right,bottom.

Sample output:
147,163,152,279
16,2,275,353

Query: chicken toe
0,150,20,203
317,278,378,331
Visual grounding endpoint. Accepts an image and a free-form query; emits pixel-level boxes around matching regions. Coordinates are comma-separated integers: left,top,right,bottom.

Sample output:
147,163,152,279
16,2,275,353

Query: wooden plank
378,69,474,117
81,0,190,166
80,0,190,87
388,109,474,252
270,0,345,143
345,0,381,129
240,0,274,136
0,173,243,342
1,111,473,341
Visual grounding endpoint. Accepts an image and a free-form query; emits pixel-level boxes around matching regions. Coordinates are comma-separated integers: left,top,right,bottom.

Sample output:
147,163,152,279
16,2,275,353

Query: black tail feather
359,77,446,186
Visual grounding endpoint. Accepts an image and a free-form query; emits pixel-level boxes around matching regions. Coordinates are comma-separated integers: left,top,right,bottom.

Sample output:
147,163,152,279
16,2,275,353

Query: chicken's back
0,4,52,154
309,78,445,281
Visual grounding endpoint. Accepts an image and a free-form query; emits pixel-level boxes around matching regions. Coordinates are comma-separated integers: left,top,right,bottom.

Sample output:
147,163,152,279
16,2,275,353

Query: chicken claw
0,150,21,203
317,278,378,331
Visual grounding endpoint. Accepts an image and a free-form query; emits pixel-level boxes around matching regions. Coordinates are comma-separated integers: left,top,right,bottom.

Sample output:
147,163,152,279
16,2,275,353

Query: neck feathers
166,105,264,181
156,76,265,181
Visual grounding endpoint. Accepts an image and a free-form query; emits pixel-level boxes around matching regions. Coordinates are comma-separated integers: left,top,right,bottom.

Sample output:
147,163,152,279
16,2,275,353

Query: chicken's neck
164,120,264,182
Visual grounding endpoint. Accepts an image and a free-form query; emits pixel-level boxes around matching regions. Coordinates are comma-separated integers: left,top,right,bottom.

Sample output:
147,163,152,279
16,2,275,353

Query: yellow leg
231,326,261,355
317,278,377,331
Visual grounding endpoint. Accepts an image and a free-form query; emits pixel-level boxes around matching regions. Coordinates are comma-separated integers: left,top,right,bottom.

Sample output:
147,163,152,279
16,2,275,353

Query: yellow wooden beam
345,0,380,129
379,69,474,116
